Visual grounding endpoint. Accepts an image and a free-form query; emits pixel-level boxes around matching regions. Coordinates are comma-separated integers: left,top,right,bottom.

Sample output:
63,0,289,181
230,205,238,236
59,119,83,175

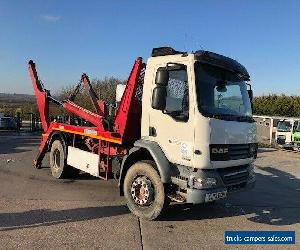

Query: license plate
205,191,227,202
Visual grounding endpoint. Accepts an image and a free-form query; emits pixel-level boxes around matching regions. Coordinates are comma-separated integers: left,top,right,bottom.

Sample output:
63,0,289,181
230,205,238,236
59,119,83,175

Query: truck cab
121,48,257,218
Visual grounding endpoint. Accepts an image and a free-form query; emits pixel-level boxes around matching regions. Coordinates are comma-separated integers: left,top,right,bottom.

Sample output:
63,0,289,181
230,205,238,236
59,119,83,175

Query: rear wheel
124,161,168,220
50,139,79,178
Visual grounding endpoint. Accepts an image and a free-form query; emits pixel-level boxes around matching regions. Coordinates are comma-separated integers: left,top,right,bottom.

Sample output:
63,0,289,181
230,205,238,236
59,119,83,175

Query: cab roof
150,47,250,80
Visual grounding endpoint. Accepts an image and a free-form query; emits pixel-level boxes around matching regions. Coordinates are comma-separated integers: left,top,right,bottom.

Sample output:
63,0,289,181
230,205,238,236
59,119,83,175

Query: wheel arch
119,140,175,195
47,131,69,154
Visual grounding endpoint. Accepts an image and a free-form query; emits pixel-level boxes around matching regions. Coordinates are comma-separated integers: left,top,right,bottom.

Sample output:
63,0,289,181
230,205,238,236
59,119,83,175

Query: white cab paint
141,53,257,170
210,118,256,144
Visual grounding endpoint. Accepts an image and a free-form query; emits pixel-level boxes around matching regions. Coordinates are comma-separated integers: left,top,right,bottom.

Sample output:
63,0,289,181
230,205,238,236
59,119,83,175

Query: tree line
253,95,300,117
1,78,300,119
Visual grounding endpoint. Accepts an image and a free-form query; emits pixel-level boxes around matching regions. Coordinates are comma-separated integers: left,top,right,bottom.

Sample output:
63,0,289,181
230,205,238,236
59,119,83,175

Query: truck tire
123,161,168,220
49,140,79,178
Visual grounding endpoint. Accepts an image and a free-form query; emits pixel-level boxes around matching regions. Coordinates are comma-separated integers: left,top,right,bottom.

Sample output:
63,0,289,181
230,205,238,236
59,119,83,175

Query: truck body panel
67,146,100,177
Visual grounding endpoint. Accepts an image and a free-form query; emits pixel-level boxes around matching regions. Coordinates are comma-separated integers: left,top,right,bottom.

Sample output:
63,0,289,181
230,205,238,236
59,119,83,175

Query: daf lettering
212,148,229,154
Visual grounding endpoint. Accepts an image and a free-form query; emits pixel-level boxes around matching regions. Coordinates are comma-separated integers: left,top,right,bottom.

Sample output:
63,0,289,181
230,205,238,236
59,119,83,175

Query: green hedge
253,95,300,117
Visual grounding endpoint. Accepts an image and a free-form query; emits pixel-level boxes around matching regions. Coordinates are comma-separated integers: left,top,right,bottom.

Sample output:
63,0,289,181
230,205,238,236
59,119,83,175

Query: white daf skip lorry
30,47,257,220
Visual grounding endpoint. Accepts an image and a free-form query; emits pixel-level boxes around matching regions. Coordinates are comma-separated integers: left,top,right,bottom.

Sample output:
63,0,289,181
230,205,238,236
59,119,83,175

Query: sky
0,0,300,96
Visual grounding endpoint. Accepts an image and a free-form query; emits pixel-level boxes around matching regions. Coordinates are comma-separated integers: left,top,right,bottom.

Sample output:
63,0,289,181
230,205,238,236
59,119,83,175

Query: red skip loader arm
28,60,49,132
81,73,106,117
28,60,106,168
28,57,143,169
114,57,144,144
62,73,105,129
29,60,105,130
67,73,106,117
63,100,104,130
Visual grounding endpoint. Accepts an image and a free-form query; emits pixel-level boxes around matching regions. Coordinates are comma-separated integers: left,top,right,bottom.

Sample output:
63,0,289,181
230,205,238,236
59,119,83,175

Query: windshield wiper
211,113,236,121
238,116,254,122
278,129,290,132
212,113,254,122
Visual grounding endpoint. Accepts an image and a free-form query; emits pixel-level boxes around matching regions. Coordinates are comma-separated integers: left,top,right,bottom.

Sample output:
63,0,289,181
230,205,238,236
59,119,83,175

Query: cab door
149,63,194,167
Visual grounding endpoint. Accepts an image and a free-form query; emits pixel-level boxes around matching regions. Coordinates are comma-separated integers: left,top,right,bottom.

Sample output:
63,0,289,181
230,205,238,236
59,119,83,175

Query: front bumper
277,143,293,149
186,178,255,204
276,138,293,148
171,164,256,204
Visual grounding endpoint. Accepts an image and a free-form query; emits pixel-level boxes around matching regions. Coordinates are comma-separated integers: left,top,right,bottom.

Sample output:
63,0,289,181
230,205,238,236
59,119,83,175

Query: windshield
195,62,252,122
277,121,292,132
295,122,300,132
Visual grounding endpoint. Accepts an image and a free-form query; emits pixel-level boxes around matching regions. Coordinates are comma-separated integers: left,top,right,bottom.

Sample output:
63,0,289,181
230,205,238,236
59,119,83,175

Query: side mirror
248,89,253,102
155,68,169,86
152,86,167,110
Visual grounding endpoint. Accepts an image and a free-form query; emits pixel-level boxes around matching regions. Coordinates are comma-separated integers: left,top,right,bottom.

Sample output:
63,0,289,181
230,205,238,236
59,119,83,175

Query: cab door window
164,67,189,121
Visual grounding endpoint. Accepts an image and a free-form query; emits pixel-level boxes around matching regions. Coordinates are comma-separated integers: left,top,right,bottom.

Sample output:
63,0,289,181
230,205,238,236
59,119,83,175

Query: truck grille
217,165,249,186
229,144,251,160
227,182,247,191
210,144,257,161
277,138,286,145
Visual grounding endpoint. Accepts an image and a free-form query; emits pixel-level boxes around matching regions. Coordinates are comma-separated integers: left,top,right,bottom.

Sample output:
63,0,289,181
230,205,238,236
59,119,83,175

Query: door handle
194,149,202,155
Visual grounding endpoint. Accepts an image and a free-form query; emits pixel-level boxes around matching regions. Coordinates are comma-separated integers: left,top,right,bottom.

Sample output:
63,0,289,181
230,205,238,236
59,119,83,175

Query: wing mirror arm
246,83,253,102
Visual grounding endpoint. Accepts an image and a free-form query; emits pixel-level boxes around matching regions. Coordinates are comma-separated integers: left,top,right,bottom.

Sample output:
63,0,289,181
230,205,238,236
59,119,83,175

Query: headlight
191,177,217,189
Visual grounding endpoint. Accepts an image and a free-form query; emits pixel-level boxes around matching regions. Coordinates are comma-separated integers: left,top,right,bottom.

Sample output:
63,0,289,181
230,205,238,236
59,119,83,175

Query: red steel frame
81,73,106,117
28,58,144,179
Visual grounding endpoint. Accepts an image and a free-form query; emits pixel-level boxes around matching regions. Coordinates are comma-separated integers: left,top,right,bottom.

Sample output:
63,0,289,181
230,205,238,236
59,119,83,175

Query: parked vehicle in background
0,117,17,130
275,119,296,149
253,115,284,146
292,121,300,150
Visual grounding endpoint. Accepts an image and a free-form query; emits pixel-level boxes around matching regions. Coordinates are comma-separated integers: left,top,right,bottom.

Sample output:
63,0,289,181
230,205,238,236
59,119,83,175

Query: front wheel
123,161,168,220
